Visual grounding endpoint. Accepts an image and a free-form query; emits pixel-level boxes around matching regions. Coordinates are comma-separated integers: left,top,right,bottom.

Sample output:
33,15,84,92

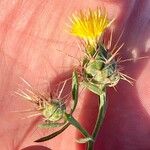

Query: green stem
65,113,91,138
93,90,107,139
87,88,107,150
87,141,94,150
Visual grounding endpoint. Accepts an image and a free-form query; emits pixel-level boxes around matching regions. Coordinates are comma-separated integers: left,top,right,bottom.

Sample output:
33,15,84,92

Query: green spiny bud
42,99,66,122
82,44,121,92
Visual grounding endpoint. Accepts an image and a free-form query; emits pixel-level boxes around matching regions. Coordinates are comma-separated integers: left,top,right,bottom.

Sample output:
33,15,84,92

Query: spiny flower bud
82,44,121,94
42,99,66,123
16,79,67,128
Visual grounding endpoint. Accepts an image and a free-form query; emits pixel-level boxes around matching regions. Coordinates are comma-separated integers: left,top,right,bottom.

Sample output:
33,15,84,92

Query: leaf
76,137,94,144
35,123,70,142
71,70,79,113
38,122,65,128
82,81,103,96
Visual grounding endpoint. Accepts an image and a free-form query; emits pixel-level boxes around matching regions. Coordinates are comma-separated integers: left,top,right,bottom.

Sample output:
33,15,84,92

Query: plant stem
87,140,94,150
65,113,91,139
87,88,107,150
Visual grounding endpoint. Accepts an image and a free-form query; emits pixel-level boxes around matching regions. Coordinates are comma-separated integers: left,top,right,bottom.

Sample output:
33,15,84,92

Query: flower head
69,8,113,47
16,79,67,128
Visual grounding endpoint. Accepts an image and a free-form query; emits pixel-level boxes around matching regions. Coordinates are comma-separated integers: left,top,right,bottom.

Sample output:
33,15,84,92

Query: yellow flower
69,8,113,46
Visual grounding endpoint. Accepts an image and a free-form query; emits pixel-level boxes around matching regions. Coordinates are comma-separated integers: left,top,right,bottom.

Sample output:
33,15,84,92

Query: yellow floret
69,8,113,47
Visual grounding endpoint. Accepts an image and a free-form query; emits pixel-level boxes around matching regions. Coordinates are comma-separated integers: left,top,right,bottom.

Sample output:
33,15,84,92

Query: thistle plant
17,72,93,143
17,8,134,150
68,8,133,149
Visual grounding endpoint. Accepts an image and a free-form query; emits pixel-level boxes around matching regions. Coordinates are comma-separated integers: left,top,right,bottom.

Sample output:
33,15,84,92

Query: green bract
42,100,66,122
82,44,120,95
38,99,67,129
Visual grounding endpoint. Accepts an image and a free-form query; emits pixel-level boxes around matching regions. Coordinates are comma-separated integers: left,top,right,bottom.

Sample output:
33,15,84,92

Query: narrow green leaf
82,81,103,96
38,122,65,128
76,137,94,144
71,70,79,113
35,123,70,142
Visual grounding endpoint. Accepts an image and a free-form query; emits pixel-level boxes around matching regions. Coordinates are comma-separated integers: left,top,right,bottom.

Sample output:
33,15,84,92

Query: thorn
58,80,67,99
21,113,41,120
111,27,125,53
119,56,150,63
55,49,80,63
19,77,32,87
106,43,124,64
107,28,113,49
